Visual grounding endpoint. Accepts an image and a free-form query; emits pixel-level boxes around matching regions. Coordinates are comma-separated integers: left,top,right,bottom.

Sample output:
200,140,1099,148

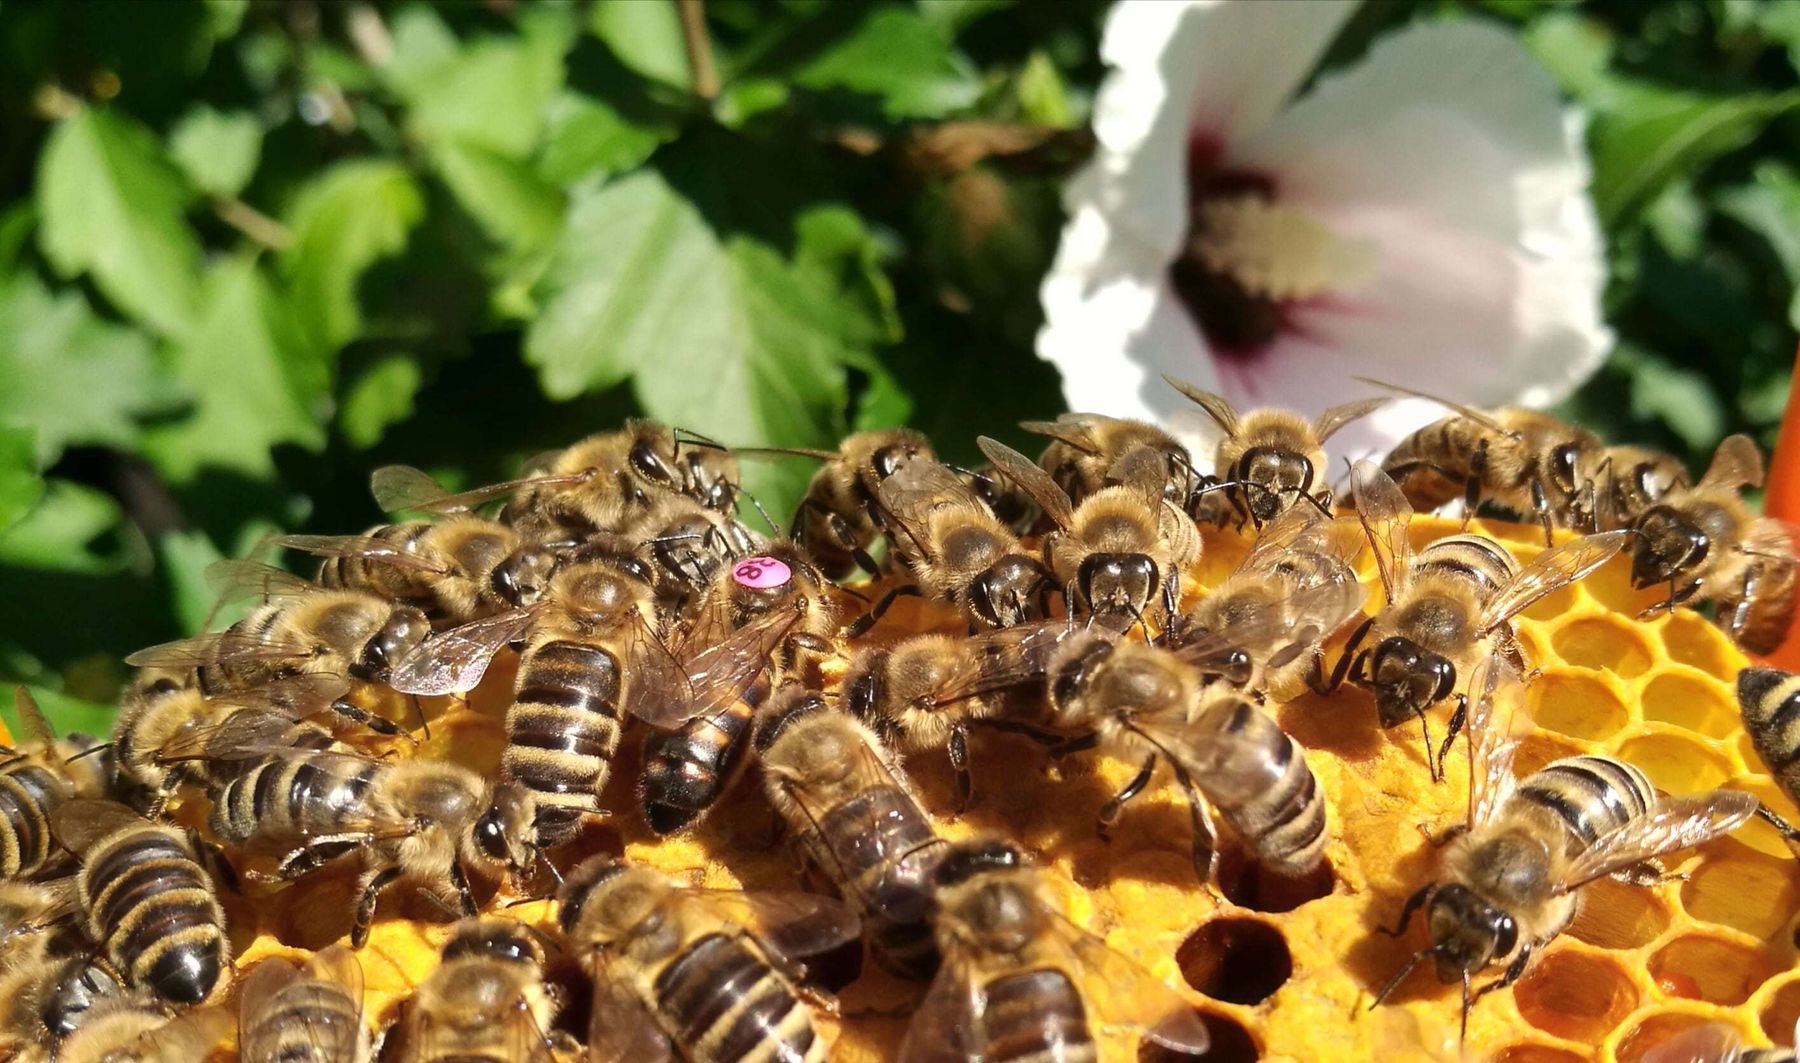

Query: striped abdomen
639,675,771,836
211,752,382,845
241,977,362,1063
810,785,945,980
1415,535,1518,603
199,605,295,694
652,932,821,1063
1383,417,1491,509
79,826,225,1005
1511,755,1655,858
1739,668,1800,796
504,640,623,845
0,762,67,877
1196,700,1327,876
317,521,434,599
977,968,1097,1063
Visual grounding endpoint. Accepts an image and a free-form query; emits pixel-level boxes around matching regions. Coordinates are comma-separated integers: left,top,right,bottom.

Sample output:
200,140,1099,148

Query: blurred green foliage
1,0,1796,730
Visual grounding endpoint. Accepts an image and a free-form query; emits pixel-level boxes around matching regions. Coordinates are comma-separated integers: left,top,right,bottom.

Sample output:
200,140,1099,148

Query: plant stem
215,198,294,251
677,0,719,100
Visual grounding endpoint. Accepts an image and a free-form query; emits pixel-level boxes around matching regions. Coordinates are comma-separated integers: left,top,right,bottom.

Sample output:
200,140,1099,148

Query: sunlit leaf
0,425,44,537
280,160,426,353
168,104,262,199
339,354,423,450
432,141,566,254
0,478,126,574
793,6,979,119
589,0,691,90
37,108,202,338
538,89,676,185
397,32,568,157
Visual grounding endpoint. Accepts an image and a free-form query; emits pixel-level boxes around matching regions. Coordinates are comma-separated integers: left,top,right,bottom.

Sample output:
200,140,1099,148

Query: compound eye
629,439,676,484
1429,656,1457,702
871,445,903,479
1493,911,1518,956
1552,444,1580,485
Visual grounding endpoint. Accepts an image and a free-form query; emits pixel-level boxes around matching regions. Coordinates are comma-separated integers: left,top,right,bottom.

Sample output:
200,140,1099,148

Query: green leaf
432,141,566,253
168,105,262,199
0,425,44,536
158,529,229,636
1588,82,1800,228
37,108,202,338
917,0,1010,36
0,273,177,466
8,686,118,743
525,132,891,509
589,0,691,90
339,354,423,449
141,258,328,482
396,33,568,157
793,6,979,119
1716,162,1800,328
280,160,426,353
1521,12,1613,100
0,479,126,574
538,90,677,185
1620,346,1726,452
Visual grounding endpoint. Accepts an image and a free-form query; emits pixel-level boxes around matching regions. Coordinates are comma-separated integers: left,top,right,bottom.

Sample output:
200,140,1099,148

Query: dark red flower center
1170,134,1285,362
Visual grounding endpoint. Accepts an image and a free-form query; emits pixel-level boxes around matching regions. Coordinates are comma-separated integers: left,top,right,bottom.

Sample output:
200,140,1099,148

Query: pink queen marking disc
732,556,792,590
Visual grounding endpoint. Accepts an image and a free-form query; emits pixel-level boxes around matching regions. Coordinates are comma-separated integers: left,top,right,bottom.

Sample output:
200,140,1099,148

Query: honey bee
0,879,73,957
1732,667,1800,853
51,997,232,1063
977,437,1202,633
498,421,739,538
1641,1022,1796,1063
207,750,531,947
638,545,836,835
621,493,765,621
1333,462,1630,779
0,954,124,1058
843,623,1073,809
1371,657,1757,1037
1170,505,1367,701
745,429,936,579
51,799,229,1005
1364,380,1609,543
1589,444,1690,531
902,838,1210,1061
399,918,561,1062
1165,376,1385,528
272,514,561,625
1020,412,1203,510
1044,634,1329,884
855,458,1053,634
755,686,948,979
1628,434,1799,652
3,687,94,878
555,856,860,1063
237,946,369,1063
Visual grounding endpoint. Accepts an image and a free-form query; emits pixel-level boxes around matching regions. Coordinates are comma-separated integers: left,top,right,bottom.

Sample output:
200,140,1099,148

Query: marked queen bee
740,429,936,579
1371,656,1757,1037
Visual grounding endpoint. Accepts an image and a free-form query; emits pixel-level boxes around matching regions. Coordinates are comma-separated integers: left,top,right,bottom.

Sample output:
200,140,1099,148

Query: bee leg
1169,761,1224,894
947,724,974,813
352,864,405,949
1463,440,1490,526
448,859,478,916
1436,694,1468,781
1096,754,1157,842
1312,617,1374,695
328,698,408,741
1415,711,1440,783
188,828,242,893
1416,821,1468,848
276,833,371,880
1046,731,1099,759
1612,859,1685,887
1756,804,1800,860
844,585,921,638
1374,882,1434,936
1529,478,1554,546
1472,942,1533,1002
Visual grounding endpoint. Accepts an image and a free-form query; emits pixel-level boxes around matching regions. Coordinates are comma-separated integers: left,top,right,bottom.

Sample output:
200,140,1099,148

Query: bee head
1545,442,1585,497
1368,637,1455,728
933,838,1024,888
355,606,431,682
970,554,1050,628
842,651,889,728
41,958,118,1038
470,782,535,879
933,840,1042,953
492,544,560,609
555,855,632,940
752,686,832,754
1047,634,1115,717
870,436,928,481
1426,884,1518,979
443,918,541,966
1236,445,1313,524
1630,505,1709,588
1076,551,1158,620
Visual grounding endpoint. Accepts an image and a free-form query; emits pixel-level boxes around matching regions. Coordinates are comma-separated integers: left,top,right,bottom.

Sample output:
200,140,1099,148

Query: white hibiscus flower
1037,0,1611,465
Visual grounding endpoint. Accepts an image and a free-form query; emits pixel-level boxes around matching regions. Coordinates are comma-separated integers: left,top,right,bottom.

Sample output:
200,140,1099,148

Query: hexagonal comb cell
1513,949,1641,1042
1681,839,1800,937
1613,731,1732,793
1639,669,1738,739
1714,777,1800,860
1648,933,1777,1006
1514,731,1592,777
1615,1012,1743,1063
1528,670,1631,741
1659,612,1738,675
1566,875,1672,950
1551,614,1656,677
1176,918,1292,1005
1759,976,1800,1047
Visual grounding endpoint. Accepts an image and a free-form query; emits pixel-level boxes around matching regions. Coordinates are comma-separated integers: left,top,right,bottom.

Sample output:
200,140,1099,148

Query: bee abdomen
1384,420,1473,509
654,933,819,1063
640,679,770,836
1213,703,1327,875
1740,668,1800,792
0,764,65,877
1514,755,1654,853
243,982,360,1062
1416,535,1517,597
83,829,225,1005
504,642,624,829
822,787,943,979
980,968,1097,1063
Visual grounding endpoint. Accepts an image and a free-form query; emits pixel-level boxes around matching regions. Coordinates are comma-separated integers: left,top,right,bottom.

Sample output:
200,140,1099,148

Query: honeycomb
20,514,1799,1062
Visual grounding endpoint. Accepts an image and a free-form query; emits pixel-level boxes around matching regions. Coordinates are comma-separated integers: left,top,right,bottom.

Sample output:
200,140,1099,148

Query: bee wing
303,944,365,1006
237,956,302,1047
1175,577,1364,676
205,558,319,603
1462,653,1526,830
1050,909,1212,1054
587,973,675,1063
1636,1021,1744,1063
1478,530,1632,631
387,609,537,696
371,464,594,515
924,622,1072,705
143,1007,235,1058
873,460,989,558
50,799,147,856
1162,374,1240,436
976,436,1075,529
211,672,353,718
676,888,861,962
1557,789,1759,893
123,628,307,672
155,706,293,764
896,956,985,1063
614,615,697,729
628,604,798,729
1314,396,1388,443
1351,378,1518,436
1019,415,1104,455
1699,433,1765,491
270,533,450,575
10,686,57,750
1350,460,1413,600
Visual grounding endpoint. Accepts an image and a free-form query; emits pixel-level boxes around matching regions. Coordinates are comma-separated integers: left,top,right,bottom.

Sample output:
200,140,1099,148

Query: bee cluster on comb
3,380,1800,1062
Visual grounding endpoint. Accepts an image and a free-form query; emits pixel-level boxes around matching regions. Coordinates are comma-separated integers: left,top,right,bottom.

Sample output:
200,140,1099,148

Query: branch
676,0,719,101
215,198,294,251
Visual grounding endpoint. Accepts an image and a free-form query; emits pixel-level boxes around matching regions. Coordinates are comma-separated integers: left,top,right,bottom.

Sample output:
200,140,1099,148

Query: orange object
1756,341,1800,669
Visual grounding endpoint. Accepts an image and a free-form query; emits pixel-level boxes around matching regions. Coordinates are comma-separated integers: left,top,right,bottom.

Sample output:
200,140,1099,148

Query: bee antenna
1367,944,1442,1010
671,427,728,452
738,489,781,536
1460,969,1473,1045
